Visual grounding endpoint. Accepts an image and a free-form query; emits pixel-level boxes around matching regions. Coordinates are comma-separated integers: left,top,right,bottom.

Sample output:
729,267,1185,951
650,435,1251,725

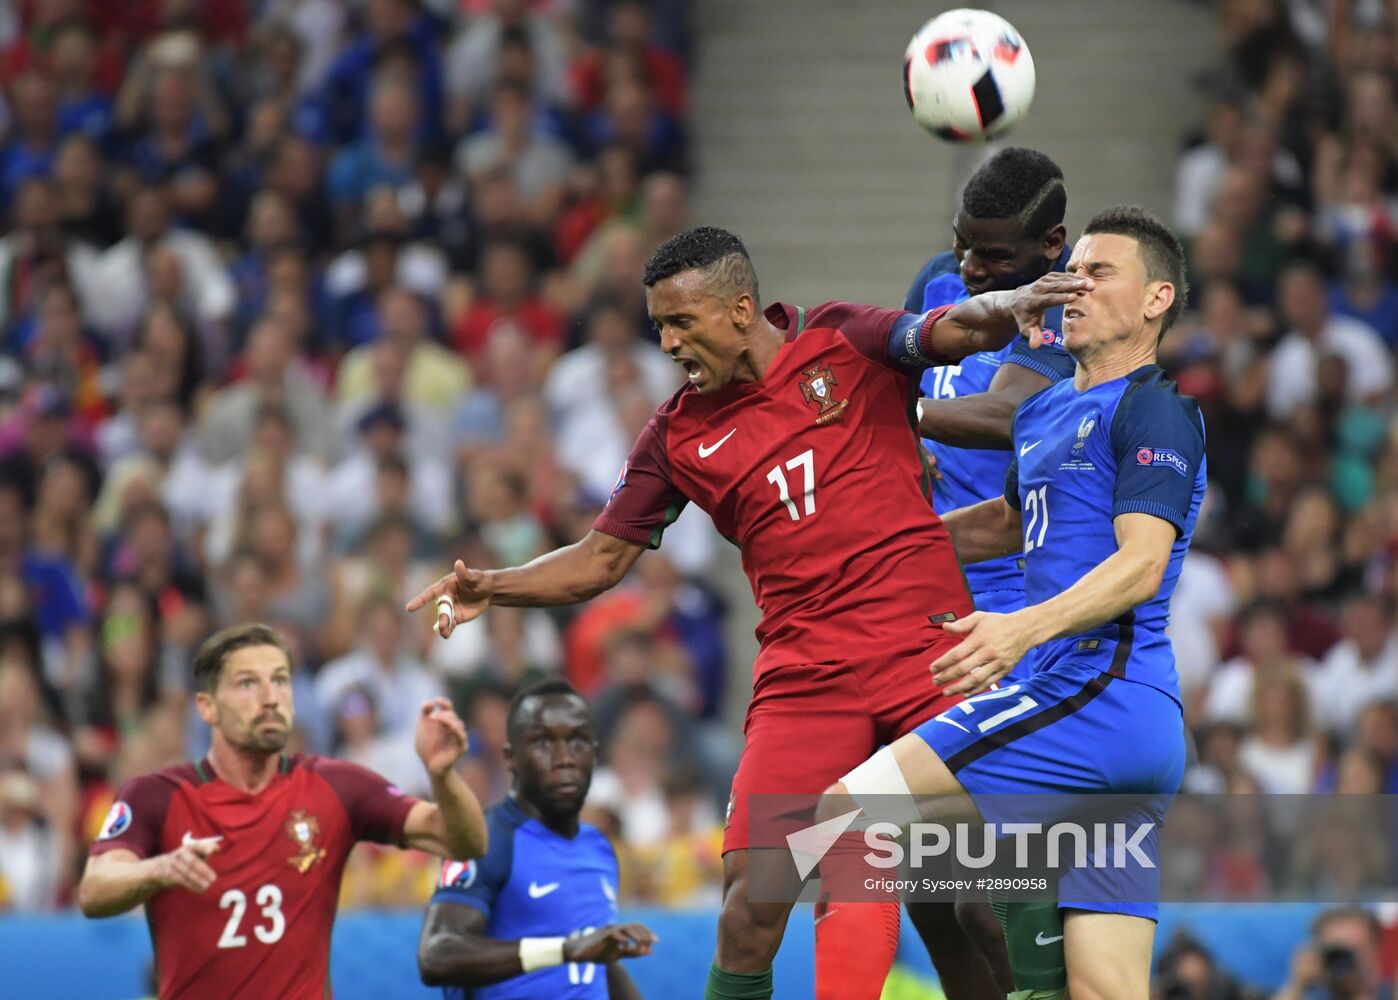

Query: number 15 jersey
594,301,976,675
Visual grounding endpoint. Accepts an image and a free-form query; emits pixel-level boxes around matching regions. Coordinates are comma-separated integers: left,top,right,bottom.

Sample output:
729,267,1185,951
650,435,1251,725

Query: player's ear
729,290,756,331
194,690,218,726
1042,224,1067,261
1143,279,1174,324
503,742,517,777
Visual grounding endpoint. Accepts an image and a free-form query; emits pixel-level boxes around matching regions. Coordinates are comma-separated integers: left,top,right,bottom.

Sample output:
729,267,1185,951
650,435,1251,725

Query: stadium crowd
0,0,734,914
0,0,1397,988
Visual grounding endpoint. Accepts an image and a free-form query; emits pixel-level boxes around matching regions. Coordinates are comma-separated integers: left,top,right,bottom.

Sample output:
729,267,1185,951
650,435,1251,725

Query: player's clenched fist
930,611,1035,696
405,560,495,638
564,923,658,964
155,835,222,893
415,697,469,778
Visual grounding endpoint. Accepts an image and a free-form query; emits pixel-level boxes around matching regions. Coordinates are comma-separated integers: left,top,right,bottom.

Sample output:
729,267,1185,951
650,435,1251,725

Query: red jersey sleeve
89,773,179,860
804,301,955,371
310,757,419,846
592,401,689,547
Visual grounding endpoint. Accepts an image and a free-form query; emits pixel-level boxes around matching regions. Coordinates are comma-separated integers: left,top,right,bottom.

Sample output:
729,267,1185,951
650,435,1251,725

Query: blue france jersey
906,250,1075,597
1006,366,1206,700
432,798,620,1000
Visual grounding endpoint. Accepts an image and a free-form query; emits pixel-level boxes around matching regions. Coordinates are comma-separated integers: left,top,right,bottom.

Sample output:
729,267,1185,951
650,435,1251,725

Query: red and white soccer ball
903,8,1035,142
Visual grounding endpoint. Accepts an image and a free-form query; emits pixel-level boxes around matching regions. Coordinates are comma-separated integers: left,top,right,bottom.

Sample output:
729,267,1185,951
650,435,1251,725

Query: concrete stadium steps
689,0,1218,308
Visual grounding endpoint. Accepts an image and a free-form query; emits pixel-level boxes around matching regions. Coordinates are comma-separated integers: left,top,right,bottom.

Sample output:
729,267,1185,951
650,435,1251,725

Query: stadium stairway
687,0,1219,308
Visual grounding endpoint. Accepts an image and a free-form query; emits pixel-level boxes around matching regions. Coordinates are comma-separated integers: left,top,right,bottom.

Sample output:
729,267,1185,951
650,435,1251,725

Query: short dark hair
192,623,292,693
641,225,759,303
1082,205,1188,339
506,676,587,743
959,147,1066,236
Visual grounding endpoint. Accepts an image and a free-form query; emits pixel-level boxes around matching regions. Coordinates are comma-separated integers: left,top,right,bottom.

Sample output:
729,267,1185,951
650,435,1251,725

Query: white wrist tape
519,937,566,972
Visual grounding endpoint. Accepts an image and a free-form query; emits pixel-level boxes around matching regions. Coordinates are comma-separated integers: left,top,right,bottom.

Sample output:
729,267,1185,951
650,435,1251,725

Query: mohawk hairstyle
641,225,759,303
959,147,1066,238
1082,205,1188,340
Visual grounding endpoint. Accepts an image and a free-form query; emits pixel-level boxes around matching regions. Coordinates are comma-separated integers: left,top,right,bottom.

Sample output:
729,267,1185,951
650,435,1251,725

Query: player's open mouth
1064,307,1085,321
677,359,702,382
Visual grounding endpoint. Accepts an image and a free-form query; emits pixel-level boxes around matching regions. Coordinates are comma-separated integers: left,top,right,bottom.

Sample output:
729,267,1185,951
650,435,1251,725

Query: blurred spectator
0,771,60,911
450,320,548,451
445,0,569,128
452,238,564,359
456,82,573,225
327,74,422,234
1271,907,1393,1000
1205,601,1317,726
1268,262,1393,421
335,286,470,411
1153,933,1261,1000
52,134,123,249
334,685,428,798
200,317,331,464
570,0,686,119
0,175,99,336
1237,673,1322,794
0,72,59,204
324,401,452,542
1313,594,1398,735
315,596,443,737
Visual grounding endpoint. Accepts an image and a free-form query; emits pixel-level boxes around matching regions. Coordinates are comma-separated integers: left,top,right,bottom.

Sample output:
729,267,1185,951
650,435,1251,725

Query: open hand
564,923,659,963
415,698,469,778
405,560,495,638
1010,272,1092,349
930,611,1035,696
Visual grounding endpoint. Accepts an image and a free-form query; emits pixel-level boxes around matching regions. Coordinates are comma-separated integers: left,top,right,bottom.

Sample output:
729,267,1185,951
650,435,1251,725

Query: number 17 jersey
594,301,975,674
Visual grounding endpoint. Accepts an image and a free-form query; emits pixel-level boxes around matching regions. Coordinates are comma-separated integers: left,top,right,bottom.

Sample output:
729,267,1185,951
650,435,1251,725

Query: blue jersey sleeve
1006,334,1075,383
1109,380,1205,534
903,251,961,311
431,813,515,917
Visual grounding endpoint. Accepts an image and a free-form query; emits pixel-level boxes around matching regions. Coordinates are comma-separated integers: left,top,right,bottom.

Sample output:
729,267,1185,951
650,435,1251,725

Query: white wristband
519,937,566,972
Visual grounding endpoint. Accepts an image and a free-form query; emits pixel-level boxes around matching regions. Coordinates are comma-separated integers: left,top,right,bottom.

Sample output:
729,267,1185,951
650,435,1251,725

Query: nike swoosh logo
1019,440,1042,457
933,715,969,734
528,881,560,898
181,831,222,848
1035,932,1064,946
698,428,738,458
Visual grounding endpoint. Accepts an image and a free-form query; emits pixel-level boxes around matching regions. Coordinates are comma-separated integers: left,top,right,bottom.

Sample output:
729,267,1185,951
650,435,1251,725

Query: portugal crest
798,362,849,426
286,810,327,874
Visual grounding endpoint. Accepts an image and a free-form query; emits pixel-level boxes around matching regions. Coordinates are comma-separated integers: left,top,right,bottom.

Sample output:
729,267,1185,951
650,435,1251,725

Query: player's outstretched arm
418,902,656,987
406,530,647,638
930,272,1091,360
607,958,646,999
942,496,1022,564
78,838,222,918
404,698,489,860
932,513,1176,696
918,362,1053,450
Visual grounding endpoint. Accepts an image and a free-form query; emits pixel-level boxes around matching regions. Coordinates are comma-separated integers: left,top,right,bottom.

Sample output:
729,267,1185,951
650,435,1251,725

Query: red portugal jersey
595,301,975,674
88,753,419,1000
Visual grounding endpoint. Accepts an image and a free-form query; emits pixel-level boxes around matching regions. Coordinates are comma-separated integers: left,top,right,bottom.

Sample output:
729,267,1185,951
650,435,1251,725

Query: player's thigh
724,661,876,854
1062,909,1154,1000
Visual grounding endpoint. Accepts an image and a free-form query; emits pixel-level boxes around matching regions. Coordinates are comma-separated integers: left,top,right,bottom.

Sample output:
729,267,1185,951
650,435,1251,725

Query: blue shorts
913,659,1185,918
971,589,1034,681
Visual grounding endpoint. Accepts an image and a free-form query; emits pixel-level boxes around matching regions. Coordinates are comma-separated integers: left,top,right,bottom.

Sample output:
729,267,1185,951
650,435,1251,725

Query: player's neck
512,792,581,838
1072,342,1157,391
733,320,786,383
207,739,282,795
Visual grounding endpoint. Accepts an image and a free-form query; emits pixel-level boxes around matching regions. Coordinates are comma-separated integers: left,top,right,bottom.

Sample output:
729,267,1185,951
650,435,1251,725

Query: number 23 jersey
594,301,975,672
89,753,418,1000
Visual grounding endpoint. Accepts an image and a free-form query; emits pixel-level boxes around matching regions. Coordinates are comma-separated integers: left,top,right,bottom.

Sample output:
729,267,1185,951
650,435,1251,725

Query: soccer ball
903,8,1035,142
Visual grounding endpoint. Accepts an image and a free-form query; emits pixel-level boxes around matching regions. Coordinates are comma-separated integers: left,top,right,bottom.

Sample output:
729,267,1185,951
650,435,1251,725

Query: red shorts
722,636,965,853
